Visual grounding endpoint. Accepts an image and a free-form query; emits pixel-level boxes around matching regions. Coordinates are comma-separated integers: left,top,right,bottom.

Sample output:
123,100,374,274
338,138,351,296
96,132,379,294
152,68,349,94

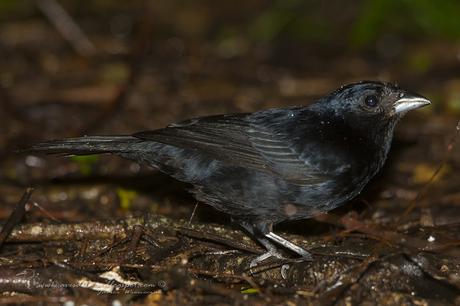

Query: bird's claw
249,249,286,268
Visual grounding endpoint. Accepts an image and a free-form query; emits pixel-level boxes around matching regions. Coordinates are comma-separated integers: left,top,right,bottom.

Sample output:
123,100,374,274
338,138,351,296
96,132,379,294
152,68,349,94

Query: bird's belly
284,162,379,220
191,165,364,224
134,143,377,223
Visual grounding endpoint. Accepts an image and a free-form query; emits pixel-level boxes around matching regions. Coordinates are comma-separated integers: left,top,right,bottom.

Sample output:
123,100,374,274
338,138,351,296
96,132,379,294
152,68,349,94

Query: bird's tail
26,136,143,156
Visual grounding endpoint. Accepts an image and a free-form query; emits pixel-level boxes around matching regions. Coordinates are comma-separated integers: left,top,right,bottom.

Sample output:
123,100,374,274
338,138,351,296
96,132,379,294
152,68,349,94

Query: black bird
28,81,430,266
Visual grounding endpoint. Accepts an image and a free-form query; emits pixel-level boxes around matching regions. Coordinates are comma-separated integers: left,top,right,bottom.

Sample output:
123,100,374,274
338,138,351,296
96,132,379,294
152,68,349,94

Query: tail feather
26,136,143,156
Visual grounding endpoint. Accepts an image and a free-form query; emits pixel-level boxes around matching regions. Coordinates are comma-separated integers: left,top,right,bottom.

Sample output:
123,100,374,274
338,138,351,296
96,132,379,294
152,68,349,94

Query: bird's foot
239,221,313,267
250,249,285,268
265,232,313,261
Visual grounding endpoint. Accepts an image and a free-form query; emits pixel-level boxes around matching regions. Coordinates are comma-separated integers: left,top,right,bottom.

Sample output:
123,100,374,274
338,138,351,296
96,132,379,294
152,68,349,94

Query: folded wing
134,111,329,185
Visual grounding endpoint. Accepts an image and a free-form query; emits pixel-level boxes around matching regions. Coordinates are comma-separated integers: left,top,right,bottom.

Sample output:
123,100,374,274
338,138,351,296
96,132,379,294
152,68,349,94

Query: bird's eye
364,95,379,107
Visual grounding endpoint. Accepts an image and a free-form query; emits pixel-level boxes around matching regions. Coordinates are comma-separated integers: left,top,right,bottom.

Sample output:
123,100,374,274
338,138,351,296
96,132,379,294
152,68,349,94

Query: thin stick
31,201,61,223
188,202,199,226
35,0,95,56
0,188,34,251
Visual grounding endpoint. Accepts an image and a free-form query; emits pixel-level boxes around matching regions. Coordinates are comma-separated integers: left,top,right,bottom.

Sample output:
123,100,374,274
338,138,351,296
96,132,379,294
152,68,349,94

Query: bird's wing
134,110,329,185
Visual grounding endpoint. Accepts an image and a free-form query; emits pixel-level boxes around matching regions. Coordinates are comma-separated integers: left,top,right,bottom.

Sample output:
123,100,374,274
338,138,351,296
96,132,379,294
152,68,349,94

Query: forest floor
1,2,460,305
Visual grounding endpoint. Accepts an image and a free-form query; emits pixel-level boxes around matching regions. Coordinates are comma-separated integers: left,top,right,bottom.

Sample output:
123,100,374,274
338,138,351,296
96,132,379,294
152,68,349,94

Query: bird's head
324,81,431,122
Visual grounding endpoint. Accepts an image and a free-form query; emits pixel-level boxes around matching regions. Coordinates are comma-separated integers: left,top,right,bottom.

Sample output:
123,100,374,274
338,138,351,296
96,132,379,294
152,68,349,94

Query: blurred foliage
117,187,138,210
100,62,129,84
2,0,460,48
0,0,33,19
446,81,460,113
0,0,17,11
351,0,460,47
412,163,449,184
215,0,460,50
247,0,331,43
406,50,432,75
71,155,99,175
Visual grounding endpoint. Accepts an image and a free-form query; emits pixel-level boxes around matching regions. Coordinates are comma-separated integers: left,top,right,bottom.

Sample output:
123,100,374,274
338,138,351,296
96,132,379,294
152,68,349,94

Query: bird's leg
265,232,312,260
238,219,313,266
238,220,286,267
249,236,286,267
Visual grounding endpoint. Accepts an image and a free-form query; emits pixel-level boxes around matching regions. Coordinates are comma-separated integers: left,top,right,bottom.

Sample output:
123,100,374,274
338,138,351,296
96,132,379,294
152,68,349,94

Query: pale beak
393,92,431,114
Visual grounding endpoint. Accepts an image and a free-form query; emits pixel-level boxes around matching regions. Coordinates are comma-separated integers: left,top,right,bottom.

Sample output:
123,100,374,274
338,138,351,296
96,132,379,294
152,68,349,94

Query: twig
123,224,144,262
177,226,261,255
35,0,96,56
317,256,378,305
338,213,460,255
188,202,199,226
0,188,34,251
31,201,61,222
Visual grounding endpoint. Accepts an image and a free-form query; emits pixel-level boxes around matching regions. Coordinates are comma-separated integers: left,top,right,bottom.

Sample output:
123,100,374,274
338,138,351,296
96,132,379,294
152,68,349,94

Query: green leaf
240,287,259,294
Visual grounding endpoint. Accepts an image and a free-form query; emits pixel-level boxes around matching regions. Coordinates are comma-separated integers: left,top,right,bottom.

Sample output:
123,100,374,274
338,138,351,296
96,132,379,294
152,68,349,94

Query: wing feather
134,111,328,185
